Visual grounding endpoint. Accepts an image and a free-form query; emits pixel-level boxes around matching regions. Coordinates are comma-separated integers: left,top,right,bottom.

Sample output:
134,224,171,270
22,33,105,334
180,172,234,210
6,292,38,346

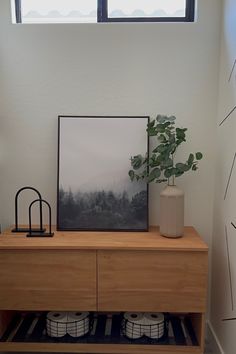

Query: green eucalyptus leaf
165,129,172,137
156,115,167,123
196,152,203,160
163,122,171,128
147,120,155,128
168,135,175,144
188,153,194,165
175,163,186,172
149,158,160,167
176,139,185,147
192,165,198,171
175,170,184,177
176,130,186,140
152,146,159,153
157,154,166,162
168,144,177,154
164,169,173,178
141,170,148,178
156,144,168,154
158,134,167,143
152,155,164,165
128,170,135,181
156,124,166,133
147,168,161,183
176,127,187,132
161,158,173,168
131,155,143,170
147,127,157,136
183,164,191,172
150,153,156,160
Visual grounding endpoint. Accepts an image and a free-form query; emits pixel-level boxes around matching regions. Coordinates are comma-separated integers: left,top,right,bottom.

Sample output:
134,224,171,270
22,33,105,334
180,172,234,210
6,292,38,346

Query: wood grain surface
98,250,208,312
0,250,96,311
0,226,208,252
0,342,203,353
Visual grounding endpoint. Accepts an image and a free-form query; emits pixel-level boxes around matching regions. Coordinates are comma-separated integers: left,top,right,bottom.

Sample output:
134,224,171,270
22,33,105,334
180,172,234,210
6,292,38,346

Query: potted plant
128,115,203,238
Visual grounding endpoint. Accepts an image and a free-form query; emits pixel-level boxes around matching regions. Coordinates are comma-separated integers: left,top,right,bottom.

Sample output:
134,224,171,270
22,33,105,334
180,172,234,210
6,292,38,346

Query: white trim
10,0,16,23
206,321,225,354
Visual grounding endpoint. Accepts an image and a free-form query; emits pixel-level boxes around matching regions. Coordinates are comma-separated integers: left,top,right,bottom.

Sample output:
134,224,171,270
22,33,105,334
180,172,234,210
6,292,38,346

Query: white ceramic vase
159,185,184,238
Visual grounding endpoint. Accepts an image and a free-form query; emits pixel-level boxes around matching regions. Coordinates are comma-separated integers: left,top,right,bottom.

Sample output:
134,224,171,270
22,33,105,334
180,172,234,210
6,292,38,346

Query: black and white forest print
57,116,148,231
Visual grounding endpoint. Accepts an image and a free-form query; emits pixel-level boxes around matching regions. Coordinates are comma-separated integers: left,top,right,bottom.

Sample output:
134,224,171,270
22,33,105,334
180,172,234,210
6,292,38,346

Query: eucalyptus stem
172,174,175,186
171,154,175,186
168,175,175,186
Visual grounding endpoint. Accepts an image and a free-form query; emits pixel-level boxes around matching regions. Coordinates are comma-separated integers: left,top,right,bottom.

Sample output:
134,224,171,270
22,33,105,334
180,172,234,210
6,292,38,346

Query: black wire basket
121,313,168,341
46,312,93,338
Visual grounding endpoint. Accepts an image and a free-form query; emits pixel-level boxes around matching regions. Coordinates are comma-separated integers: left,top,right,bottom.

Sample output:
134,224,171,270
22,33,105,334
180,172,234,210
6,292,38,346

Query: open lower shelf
0,312,200,351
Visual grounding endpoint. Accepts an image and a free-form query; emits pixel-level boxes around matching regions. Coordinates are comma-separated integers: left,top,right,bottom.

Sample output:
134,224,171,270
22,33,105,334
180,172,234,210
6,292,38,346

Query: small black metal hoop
12,186,46,233
27,199,54,237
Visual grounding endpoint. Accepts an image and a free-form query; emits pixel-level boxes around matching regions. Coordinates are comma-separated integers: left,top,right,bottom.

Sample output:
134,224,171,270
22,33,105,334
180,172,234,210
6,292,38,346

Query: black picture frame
57,116,149,231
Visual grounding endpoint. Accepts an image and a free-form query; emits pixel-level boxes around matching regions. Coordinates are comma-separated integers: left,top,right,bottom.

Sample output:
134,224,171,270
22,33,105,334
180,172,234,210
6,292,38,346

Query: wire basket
46,311,93,338
121,313,168,341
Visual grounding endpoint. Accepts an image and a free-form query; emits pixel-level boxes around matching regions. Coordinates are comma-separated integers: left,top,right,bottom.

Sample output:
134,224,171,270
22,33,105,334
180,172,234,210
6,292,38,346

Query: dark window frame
15,0,22,23
15,0,195,24
100,0,195,22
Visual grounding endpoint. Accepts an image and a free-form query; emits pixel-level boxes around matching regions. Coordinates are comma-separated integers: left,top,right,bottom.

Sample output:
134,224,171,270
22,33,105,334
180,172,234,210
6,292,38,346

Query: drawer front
0,250,96,311
98,250,208,312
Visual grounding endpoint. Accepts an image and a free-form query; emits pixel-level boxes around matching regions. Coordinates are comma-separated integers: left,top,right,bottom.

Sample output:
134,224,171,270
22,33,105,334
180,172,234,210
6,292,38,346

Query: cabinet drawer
0,250,96,311
98,250,208,312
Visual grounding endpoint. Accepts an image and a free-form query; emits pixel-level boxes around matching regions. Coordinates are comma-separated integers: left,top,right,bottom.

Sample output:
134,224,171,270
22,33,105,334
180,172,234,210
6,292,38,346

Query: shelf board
0,226,208,252
0,312,202,353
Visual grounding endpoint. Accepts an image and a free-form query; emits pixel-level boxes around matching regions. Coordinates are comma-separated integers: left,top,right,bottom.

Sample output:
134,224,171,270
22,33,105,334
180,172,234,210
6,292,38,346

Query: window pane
20,0,97,23
108,0,186,18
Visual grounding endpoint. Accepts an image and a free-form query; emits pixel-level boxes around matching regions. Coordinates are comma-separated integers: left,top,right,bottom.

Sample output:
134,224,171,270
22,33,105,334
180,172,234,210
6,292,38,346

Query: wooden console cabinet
0,226,208,354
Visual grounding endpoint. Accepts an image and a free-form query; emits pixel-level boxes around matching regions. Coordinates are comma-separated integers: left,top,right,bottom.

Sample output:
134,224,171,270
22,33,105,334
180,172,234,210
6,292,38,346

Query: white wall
0,0,221,248
210,0,236,353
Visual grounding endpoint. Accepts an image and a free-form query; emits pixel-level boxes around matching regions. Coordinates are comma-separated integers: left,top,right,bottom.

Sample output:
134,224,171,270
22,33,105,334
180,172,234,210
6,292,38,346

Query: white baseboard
206,321,225,354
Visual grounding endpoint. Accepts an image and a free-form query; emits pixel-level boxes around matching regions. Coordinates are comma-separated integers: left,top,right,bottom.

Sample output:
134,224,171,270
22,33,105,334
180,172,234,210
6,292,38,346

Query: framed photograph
57,116,149,231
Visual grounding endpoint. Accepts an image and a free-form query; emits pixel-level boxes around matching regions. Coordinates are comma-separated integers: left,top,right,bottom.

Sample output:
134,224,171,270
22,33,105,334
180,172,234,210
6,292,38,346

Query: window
104,0,195,22
14,0,195,24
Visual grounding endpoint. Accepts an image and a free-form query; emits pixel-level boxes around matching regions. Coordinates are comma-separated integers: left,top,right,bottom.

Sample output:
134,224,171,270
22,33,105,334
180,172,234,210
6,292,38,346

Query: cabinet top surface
0,226,208,252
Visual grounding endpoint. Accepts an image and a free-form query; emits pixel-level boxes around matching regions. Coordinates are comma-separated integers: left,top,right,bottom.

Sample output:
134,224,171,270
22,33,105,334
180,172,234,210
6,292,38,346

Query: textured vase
160,185,184,238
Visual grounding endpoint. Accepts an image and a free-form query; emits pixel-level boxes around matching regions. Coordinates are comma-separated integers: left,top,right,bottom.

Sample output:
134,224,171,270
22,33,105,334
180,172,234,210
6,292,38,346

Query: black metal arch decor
27,199,54,238
12,186,46,234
